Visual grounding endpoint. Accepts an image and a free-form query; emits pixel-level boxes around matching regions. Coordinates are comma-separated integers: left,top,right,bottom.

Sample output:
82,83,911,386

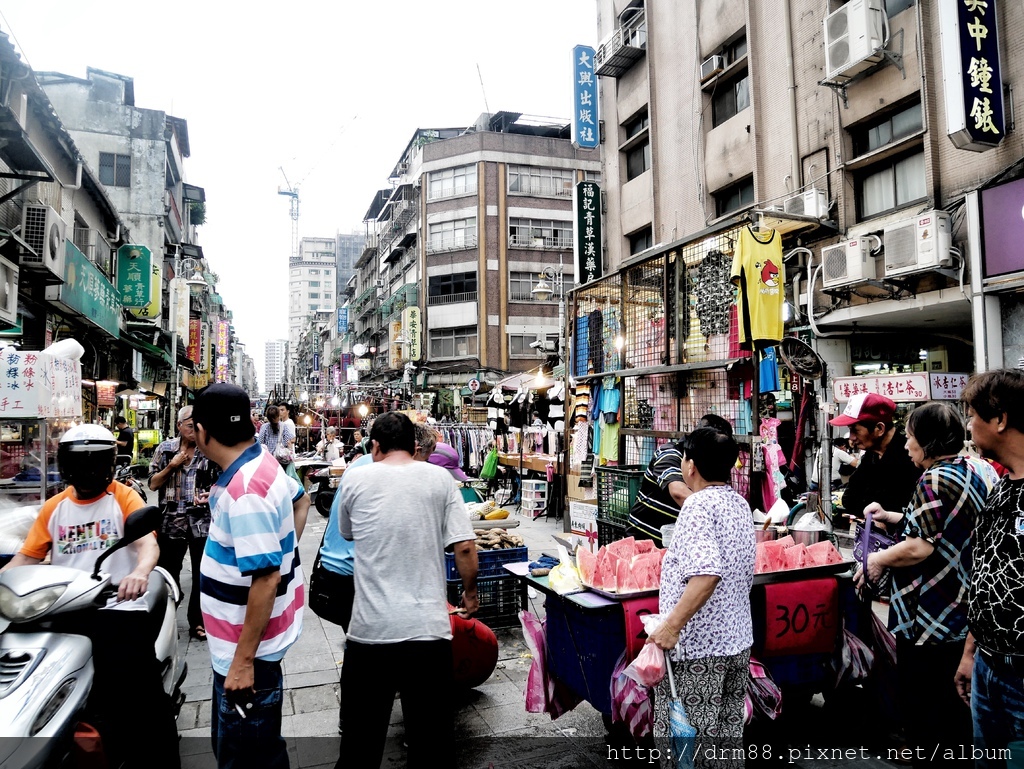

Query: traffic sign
468,378,480,392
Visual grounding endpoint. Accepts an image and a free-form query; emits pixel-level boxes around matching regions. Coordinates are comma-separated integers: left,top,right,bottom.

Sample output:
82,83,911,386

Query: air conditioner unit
699,54,725,83
20,203,66,279
824,0,886,81
397,162,409,174
883,210,953,278
0,255,19,327
784,189,829,219
821,238,874,288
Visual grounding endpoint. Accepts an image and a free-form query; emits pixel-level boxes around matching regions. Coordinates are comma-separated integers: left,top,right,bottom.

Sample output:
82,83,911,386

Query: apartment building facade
264,338,288,392
594,0,1024,380
288,236,337,369
346,113,601,385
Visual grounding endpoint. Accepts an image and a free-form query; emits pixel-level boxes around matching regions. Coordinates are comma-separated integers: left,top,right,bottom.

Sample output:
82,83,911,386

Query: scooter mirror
91,505,163,580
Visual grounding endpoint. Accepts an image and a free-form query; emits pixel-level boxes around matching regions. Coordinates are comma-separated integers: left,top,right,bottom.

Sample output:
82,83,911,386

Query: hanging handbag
273,429,295,466
307,532,354,629
852,511,897,594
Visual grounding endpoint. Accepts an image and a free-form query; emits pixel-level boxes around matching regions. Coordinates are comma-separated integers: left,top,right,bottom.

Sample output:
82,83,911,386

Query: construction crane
277,115,358,260
278,167,300,258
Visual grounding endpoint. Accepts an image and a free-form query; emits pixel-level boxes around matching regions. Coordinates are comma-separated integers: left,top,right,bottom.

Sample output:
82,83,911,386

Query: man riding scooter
0,424,180,769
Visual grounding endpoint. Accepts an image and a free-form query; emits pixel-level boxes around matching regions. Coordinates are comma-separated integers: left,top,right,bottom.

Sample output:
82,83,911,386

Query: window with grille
508,218,573,249
429,326,478,359
510,333,559,357
309,281,321,287
510,270,575,301
427,271,477,304
99,153,131,187
508,166,575,197
428,165,477,200
427,218,477,251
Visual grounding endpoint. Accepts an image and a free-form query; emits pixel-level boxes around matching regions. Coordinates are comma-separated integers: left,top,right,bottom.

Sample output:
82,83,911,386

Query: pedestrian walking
311,421,440,736
955,371,1024,767
855,401,993,767
149,405,218,641
334,412,478,768
192,384,306,769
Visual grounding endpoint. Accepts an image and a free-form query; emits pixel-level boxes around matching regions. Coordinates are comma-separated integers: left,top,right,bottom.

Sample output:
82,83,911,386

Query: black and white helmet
58,424,117,496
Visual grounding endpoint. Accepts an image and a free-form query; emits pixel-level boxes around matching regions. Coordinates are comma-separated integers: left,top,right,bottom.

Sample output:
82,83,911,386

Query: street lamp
531,254,565,362
169,251,209,426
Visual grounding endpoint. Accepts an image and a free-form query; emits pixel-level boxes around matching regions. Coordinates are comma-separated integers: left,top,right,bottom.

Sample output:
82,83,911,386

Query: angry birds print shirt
731,225,784,347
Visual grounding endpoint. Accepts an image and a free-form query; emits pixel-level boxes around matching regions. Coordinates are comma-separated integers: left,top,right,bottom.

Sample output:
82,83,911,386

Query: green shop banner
116,244,152,308
43,240,120,338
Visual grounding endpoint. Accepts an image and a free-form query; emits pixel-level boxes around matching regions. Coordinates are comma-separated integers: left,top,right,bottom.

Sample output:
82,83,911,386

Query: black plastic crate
597,520,628,548
595,465,645,526
447,575,527,630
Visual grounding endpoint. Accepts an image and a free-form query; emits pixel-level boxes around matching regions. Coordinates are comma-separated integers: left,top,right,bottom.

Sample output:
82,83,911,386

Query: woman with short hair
647,427,755,768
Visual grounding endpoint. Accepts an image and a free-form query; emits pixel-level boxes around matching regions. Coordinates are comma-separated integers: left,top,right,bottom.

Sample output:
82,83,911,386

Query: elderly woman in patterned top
647,426,755,769
855,401,995,767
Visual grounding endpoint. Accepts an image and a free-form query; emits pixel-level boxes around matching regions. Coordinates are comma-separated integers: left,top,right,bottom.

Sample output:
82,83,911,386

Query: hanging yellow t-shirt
730,226,784,347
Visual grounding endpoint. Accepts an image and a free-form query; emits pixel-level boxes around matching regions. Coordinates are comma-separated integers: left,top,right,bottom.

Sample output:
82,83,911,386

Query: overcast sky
0,1,597,390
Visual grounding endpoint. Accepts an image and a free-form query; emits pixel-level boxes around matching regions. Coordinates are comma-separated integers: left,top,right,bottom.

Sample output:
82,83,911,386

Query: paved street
173,507,612,768
173,506,900,768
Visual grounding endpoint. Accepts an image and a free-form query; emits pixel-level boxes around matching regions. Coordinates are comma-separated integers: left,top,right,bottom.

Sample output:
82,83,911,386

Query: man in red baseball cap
829,392,921,520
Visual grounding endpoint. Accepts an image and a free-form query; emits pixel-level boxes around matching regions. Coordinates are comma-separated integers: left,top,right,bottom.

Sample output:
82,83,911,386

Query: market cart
504,560,865,719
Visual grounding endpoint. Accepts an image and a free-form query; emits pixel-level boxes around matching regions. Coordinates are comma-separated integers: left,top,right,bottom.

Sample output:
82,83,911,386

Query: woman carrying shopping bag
646,427,755,769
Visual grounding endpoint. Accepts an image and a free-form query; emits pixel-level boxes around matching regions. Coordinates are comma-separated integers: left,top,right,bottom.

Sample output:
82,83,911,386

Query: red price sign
763,578,839,657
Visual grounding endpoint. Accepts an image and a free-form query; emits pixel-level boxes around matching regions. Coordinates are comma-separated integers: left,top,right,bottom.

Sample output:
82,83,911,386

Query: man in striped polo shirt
193,383,307,769
627,414,733,546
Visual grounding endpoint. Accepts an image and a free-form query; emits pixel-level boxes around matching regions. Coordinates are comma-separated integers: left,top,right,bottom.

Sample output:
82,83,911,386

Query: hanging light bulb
358,404,369,417
331,396,340,407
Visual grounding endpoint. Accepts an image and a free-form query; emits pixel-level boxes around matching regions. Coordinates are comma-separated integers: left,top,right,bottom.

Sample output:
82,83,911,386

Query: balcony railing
427,181,478,201
427,291,478,306
595,9,647,77
508,179,574,198
425,235,478,254
508,234,573,250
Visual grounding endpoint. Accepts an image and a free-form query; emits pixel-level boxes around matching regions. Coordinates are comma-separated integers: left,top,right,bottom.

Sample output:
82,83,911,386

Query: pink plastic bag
610,652,654,740
518,610,580,719
623,641,667,687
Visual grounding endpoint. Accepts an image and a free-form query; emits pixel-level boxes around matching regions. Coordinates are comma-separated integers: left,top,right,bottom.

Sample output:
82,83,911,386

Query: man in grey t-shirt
336,412,478,768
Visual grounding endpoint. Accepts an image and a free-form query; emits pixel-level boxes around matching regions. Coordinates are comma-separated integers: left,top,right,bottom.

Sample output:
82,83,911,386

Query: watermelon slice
615,559,631,593
784,543,809,570
761,541,788,572
577,548,597,586
755,542,771,574
806,541,844,566
634,539,656,554
606,537,637,561
775,535,796,549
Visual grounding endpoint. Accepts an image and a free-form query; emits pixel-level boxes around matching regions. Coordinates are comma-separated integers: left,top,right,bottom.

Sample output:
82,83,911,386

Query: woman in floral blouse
648,426,756,769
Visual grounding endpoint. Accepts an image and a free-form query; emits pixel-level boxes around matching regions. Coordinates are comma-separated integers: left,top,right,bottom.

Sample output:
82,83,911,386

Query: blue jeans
211,659,289,769
973,651,1024,768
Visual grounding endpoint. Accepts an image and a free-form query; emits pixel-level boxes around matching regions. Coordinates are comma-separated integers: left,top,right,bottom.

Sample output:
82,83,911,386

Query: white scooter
0,505,187,769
